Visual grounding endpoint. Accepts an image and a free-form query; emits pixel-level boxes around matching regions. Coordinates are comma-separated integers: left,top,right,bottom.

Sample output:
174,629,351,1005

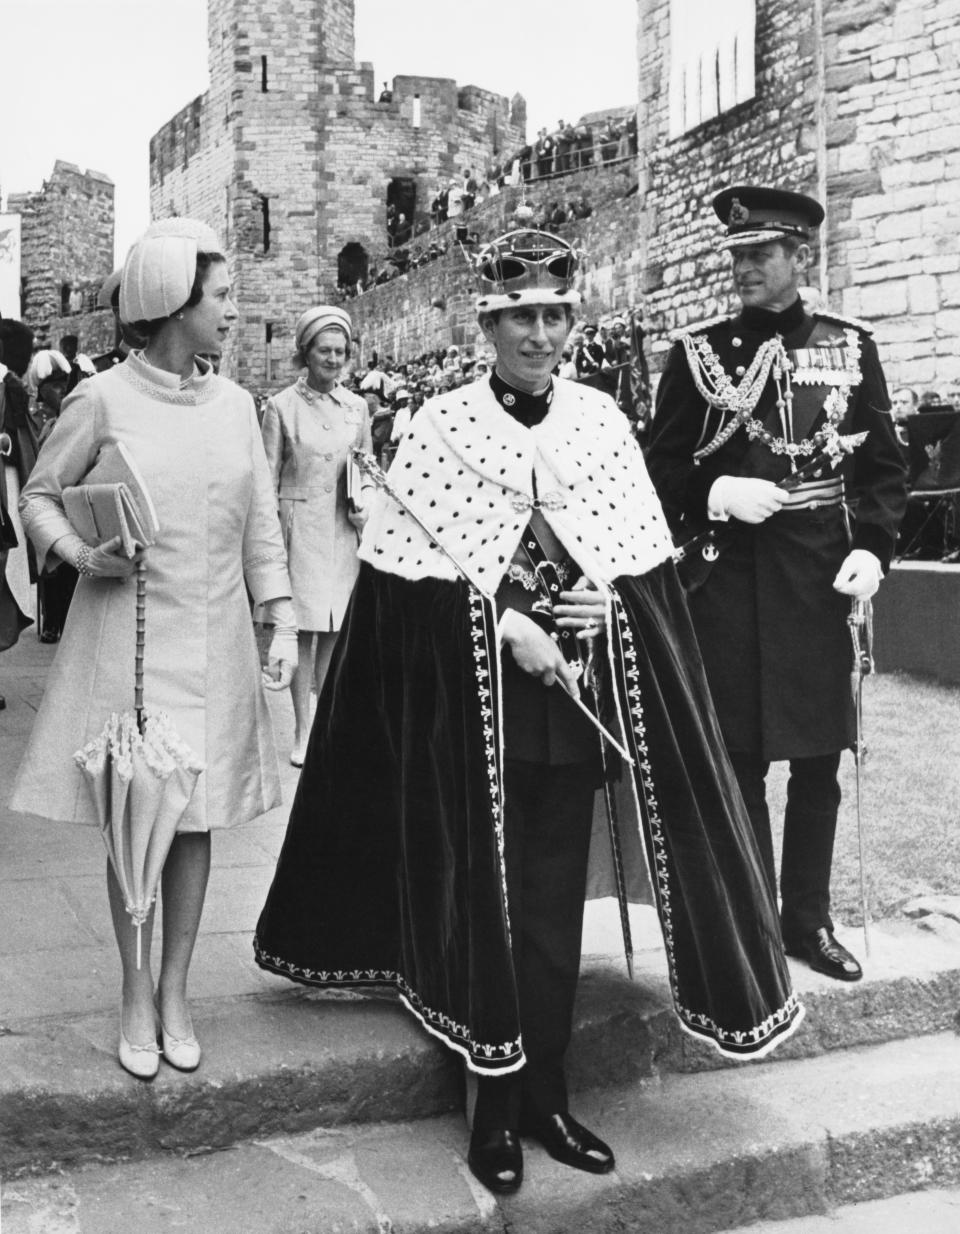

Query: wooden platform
874,560,960,686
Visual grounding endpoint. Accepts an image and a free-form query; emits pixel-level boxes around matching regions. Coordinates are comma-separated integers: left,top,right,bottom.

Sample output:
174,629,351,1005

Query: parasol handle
135,560,146,734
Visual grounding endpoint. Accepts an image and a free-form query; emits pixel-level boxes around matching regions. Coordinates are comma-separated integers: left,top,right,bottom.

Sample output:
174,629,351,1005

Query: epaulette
813,309,874,336
669,314,734,342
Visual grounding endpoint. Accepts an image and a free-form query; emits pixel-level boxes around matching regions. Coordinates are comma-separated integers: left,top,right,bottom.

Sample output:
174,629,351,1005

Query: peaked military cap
712,185,824,250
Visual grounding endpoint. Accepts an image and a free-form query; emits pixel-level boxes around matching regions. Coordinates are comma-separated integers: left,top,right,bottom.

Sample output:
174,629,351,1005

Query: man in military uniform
646,186,907,982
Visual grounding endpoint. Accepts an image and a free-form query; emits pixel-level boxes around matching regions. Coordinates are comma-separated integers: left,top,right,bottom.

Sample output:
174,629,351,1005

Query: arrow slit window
669,0,756,137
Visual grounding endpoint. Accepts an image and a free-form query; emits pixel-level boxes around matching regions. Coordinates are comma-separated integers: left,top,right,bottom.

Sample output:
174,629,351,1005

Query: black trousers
728,750,842,943
473,759,595,1133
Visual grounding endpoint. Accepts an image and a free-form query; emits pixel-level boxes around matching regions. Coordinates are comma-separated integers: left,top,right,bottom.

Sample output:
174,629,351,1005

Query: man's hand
710,476,788,524
500,610,581,697
833,549,883,600
554,576,607,641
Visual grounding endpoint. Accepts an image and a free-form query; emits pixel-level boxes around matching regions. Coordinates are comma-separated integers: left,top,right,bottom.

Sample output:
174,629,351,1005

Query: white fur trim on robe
359,377,673,593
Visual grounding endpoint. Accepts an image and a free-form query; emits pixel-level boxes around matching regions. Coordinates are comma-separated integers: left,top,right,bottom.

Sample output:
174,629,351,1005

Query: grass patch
767,671,960,925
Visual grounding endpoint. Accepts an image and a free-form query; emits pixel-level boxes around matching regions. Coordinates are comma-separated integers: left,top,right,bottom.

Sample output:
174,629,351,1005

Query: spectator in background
535,128,554,178
378,81,393,102
575,121,594,170
575,324,605,377
557,345,578,380
942,380,960,409
0,327,37,685
600,119,619,163
554,121,572,173
891,387,918,424
462,168,479,213
388,387,413,448
261,306,372,767
624,111,638,156
93,270,146,372
28,351,71,444
604,317,630,368
360,356,393,409
890,388,917,451
27,351,79,642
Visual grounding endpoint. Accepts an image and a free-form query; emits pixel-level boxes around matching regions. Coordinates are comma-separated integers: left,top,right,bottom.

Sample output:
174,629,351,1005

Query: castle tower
151,0,523,390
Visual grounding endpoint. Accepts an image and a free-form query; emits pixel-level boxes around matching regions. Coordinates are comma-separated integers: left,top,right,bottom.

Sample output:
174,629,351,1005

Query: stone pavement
0,632,665,1028
4,632,960,1231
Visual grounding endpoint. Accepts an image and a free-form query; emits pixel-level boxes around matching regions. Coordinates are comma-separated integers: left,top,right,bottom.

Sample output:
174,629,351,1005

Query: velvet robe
255,558,804,1070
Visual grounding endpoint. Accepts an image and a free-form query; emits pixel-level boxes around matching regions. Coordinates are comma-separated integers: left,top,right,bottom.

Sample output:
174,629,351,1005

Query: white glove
260,596,298,691
708,476,788,524
833,549,883,600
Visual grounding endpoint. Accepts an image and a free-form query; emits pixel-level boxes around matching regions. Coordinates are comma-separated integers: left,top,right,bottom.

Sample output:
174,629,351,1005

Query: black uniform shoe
784,928,863,982
523,1112,615,1175
0,696,6,711
467,1127,523,1195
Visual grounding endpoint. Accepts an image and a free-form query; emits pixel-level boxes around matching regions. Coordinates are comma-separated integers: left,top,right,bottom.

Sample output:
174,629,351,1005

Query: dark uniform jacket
646,297,907,761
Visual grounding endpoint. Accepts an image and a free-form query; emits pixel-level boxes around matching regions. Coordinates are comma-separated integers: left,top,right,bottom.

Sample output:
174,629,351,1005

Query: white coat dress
10,352,291,832
260,376,372,632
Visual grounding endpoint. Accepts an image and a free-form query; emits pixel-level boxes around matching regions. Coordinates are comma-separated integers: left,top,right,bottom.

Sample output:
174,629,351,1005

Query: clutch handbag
345,453,363,511
62,441,160,559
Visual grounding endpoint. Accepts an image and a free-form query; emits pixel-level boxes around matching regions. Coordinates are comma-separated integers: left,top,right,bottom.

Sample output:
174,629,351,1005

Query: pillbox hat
294,305,353,362
120,217,222,324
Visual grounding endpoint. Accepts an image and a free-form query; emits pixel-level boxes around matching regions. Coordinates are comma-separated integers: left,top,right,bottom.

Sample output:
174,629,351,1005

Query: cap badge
728,198,750,225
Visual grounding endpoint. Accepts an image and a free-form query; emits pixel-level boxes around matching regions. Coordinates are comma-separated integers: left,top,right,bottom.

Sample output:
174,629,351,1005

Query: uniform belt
780,477,843,509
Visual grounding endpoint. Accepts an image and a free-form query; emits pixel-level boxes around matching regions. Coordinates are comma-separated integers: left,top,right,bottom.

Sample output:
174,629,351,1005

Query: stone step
4,1032,960,1234
716,1188,960,1234
2,919,959,1178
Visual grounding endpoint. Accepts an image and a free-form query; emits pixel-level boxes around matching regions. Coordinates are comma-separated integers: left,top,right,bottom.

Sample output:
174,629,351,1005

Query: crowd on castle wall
338,187,599,301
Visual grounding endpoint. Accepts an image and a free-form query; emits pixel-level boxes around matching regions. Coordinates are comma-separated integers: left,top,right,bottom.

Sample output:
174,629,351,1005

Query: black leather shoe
523,1112,615,1175
785,927,863,982
468,1127,523,1194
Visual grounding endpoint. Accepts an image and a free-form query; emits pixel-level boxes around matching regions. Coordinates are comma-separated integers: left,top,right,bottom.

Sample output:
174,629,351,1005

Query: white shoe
158,1015,201,1071
290,744,307,768
118,1013,160,1081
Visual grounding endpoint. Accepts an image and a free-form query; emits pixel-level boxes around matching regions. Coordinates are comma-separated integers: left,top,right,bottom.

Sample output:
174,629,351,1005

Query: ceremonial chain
685,328,861,466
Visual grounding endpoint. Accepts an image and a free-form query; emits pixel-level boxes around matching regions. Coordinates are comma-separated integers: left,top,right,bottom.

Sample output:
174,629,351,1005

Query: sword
585,634,634,978
847,597,874,958
353,449,635,768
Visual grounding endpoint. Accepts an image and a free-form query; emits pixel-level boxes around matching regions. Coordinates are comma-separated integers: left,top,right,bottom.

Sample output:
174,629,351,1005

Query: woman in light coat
12,218,297,1080
260,306,373,766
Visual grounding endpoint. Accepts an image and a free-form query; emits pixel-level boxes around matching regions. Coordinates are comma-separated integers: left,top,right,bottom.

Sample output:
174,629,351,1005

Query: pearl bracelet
75,544,96,577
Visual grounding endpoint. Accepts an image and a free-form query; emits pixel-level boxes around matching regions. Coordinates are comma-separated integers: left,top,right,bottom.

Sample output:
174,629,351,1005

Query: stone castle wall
345,160,641,365
8,161,115,352
827,0,960,390
635,0,960,391
635,0,819,354
150,0,524,392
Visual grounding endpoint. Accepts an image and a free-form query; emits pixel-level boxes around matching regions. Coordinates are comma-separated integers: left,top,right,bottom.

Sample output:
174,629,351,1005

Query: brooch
509,491,567,513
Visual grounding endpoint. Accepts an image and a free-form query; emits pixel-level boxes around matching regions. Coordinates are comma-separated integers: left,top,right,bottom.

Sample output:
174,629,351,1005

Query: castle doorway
386,177,416,246
337,242,369,292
